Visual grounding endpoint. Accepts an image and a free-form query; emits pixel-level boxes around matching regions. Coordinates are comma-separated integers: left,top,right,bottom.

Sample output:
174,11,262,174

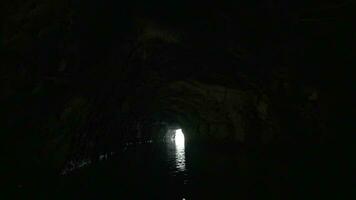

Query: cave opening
174,128,185,147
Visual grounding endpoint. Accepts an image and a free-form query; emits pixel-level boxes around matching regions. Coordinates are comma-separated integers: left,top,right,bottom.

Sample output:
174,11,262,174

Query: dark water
15,141,336,199
9,139,340,200
51,141,283,200
56,141,253,199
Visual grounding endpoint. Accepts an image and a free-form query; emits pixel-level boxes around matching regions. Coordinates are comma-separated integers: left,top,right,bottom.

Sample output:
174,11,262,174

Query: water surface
56,142,287,199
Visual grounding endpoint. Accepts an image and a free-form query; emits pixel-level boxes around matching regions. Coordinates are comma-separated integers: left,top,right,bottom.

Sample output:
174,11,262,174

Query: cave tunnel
2,0,352,199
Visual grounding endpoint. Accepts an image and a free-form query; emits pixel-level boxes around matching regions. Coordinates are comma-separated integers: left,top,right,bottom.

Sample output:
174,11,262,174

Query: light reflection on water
174,129,186,172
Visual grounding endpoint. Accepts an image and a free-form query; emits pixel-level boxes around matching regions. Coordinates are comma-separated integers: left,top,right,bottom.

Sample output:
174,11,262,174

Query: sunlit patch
174,129,185,147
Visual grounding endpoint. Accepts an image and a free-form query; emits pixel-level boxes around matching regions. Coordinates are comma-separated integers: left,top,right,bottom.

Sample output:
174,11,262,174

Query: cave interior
2,0,353,199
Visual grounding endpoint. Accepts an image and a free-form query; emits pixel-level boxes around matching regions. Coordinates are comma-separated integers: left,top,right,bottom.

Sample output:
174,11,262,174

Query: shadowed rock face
1,0,351,181
154,80,271,143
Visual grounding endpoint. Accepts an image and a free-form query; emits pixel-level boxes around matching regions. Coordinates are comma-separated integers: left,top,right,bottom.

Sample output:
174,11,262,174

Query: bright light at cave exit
174,129,185,172
174,129,185,147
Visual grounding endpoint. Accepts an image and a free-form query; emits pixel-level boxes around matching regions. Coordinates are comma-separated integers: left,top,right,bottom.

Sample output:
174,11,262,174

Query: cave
2,0,352,199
